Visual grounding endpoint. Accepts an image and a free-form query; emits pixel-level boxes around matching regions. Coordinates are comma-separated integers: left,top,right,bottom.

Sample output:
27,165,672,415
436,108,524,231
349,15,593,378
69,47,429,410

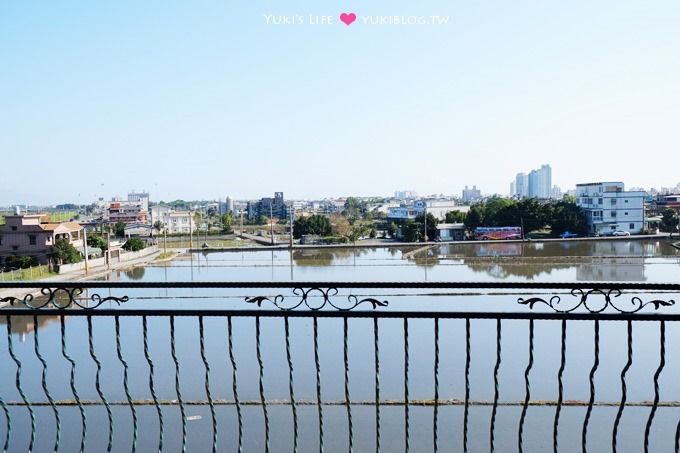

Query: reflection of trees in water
125,266,146,280
464,259,573,279
437,239,674,259
292,247,372,266
411,249,441,268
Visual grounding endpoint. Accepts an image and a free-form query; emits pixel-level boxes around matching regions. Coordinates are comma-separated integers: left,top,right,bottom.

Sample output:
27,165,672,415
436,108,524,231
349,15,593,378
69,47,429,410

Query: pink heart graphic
340,12,356,26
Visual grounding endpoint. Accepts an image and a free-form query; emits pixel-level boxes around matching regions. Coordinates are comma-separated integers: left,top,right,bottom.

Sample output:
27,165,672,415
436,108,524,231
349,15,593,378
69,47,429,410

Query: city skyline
2,1,679,205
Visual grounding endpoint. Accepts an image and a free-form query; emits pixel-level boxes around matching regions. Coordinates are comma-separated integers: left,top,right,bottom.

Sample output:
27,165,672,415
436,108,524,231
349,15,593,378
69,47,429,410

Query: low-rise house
0,214,83,266
387,200,466,221
436,223,467,241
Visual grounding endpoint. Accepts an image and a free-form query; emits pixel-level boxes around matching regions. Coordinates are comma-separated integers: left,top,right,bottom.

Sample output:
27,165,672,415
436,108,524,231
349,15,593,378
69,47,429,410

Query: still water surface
1,240,679,451
137,239,680,284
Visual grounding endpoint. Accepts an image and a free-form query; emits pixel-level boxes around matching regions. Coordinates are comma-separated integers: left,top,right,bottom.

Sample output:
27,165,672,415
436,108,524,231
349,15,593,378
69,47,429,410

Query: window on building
629,223,634,229
11,226,17,231
0,236,2,245
610,199,617,205
598,198,603,204
625,200,629,203
624,212,628,216
611,211,617,217
29,235,36,245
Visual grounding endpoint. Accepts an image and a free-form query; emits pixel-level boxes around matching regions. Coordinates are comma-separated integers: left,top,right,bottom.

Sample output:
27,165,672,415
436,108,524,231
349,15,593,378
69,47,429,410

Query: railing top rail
4,307,680,321
1,280,680,291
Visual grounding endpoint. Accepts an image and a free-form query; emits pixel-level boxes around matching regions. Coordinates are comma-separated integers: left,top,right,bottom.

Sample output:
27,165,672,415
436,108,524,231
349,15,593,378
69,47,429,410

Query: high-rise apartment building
462,185,482,203
514,173,528,198
528,165,552,199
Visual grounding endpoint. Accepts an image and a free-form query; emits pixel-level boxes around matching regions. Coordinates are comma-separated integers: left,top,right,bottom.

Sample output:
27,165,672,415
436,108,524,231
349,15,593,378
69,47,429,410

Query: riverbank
0,246,163,306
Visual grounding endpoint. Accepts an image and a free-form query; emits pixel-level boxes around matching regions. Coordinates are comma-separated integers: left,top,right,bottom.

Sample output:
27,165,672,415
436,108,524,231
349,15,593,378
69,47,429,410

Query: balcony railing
1,281,679,452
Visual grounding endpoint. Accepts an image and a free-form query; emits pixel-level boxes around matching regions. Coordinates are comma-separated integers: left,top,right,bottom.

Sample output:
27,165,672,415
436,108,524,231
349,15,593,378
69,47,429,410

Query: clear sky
1,0,679,205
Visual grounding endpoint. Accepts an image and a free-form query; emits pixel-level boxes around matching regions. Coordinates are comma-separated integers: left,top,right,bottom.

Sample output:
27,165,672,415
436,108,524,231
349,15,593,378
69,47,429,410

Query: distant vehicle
472,226,522,241
560,231,578,238
612,230,631,236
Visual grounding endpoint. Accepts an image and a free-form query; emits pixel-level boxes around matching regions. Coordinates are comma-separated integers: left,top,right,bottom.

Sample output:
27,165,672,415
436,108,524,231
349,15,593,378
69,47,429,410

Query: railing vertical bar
518,319,534,453
463,318,471,453
0,387,9,453
6,315,34,452
33,315,60,452
554,319,567,453
404,317,410,453
143,315,163,452
344,317,353,452
170,316,187,452
374,317,380,453
199,316,218,453
87,316,113,452
612,320,633,453
644,321,665,453
256,316,270,452
582,319,600,453
284,317,298,453
490,318,502,452
227,316,243,453
61,316,86,452
314,317,324,453
433,318,440,453
115,316,137,452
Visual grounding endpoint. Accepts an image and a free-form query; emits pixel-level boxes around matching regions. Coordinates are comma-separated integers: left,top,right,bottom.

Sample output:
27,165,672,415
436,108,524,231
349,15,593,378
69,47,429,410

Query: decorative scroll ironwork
245,287,389,311
518,288,675,313
1,287,129,309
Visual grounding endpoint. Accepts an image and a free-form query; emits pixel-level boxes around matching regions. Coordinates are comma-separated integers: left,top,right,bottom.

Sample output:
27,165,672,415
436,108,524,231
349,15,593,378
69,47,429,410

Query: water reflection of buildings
0,315,67,342
576,258,646,281
476,243,523,257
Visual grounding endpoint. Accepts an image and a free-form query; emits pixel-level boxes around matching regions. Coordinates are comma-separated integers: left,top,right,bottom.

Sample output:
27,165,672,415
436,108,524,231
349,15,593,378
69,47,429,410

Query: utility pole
270,202,274,245
189,211,193,249
83,227,89,274
423,205,428,242
289,204,294,248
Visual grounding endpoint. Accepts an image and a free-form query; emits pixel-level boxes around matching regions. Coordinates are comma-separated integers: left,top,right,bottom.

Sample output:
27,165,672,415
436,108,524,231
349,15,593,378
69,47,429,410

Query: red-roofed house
0,215,84,266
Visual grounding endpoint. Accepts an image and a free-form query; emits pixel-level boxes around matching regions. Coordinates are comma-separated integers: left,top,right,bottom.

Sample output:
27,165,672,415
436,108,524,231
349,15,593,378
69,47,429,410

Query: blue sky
1,0,679,205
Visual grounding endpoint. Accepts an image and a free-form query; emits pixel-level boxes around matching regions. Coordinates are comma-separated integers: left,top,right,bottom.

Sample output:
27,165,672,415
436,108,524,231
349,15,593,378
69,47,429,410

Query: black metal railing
1,281,680,452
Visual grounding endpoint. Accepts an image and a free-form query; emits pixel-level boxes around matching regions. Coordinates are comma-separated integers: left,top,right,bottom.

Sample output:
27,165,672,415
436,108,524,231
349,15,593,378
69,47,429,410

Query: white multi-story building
150,205,195,234
575,182,646,235
387,200,467,221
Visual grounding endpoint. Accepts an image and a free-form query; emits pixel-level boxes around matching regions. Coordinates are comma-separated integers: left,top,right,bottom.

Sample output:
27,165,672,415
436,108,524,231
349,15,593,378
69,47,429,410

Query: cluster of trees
292,214,377,244
660,208,679,233
3,254,39,269
399,213,439,242
463,196,589,236
386,196,590,242
122,237,146,251
51,238,82,264
293,215,332,238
